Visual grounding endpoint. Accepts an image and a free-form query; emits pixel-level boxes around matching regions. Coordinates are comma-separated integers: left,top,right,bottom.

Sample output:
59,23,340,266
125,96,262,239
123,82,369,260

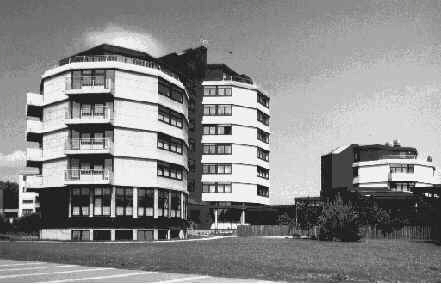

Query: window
158,106,183,128
158,79,184,103
257,166,270,179
138,188,154,217
203,124,232,135
170,192,181,218
203,86,232,96
202,182,232,193
257,92,269,108
157,162,184,180
158,133,183,154
72,230,90,241
71,188,90,216
202,143,232,155
202,163,232,174
257,129,269,144
353,167,358,178
203,104,232,116
183,194,188,220
390,182,415,192
22,209,33,216
257,148,269,161
390,164,414,173
257,185,269,197
158,190,169,217
93,187,111,216
257,110,270,126
116,187,133,216
22,199,34,204
71,69,108,89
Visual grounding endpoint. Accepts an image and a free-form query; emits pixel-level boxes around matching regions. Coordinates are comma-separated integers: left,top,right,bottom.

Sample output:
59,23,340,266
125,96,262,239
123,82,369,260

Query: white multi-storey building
201,64,270,229
26,45,190,241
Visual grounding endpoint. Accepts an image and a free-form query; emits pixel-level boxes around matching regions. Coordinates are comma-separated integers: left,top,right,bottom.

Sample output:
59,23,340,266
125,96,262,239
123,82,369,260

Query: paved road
0,259,273,283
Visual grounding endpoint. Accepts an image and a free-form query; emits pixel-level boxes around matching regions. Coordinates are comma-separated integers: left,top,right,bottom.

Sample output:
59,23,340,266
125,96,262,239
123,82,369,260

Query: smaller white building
18,174,40,217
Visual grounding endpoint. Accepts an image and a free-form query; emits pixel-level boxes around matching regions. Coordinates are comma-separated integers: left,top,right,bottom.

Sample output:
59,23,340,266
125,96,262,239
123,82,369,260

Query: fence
363,225,432,241
237,224,433,241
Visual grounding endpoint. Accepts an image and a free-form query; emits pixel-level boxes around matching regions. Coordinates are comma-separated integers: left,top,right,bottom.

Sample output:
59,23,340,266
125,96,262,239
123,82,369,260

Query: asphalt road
0,259,273,283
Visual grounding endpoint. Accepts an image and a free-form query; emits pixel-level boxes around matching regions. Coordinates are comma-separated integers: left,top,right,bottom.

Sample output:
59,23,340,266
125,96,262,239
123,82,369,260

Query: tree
0,181,19,209
14,213,41,234
318,196,362,242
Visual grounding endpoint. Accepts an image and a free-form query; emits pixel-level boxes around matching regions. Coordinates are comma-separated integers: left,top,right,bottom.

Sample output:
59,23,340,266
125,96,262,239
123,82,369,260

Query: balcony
65,168,112,185
388,172,416,182
26,120,43,142
26,92,43,118
65,76,113,96
381,154,417,159
26,148,43,167
25,175,43,189
65,138,113,155
65,107,113,125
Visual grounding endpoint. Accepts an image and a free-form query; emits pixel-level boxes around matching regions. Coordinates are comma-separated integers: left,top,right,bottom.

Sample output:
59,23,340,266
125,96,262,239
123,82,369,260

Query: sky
1,0,441,204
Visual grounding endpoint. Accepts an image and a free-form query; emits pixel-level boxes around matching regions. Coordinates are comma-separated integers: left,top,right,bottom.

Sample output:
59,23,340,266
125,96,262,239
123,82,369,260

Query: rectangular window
158,190,169,217
390,164,415,173
257,129,269,144
170,192,181,218
158,79,184,103
202,163,232,174
71,69,108,89
203,104,232,116
218,87,232,96
202,182,232,193
116,187,133,216
257,110,270,126
71,187,90,216
157,162,184,180
202,143,232,155
157,133,183,154
390,182,415,192
257,185,269,197
257,92,269,108
158,106,183,129
257,166,270,179
138,188,154,217
257,148,270,162
72,230,90,241
203,124,232,135
203,86,232,96
353,167,358,177
203,86,217,96
93,187,111,216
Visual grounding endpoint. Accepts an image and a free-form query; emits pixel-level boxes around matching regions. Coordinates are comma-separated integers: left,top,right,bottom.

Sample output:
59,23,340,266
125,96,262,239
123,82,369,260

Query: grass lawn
0,237,440,282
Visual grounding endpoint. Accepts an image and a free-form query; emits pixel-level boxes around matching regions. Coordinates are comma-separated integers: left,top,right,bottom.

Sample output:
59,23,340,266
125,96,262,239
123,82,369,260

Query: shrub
318,196,362,242
13,213,41,234
0,215,13,233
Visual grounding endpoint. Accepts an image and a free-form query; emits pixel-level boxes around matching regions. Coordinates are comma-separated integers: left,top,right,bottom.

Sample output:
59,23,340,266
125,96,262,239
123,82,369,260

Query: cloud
83,23,167,57
0,150,26,167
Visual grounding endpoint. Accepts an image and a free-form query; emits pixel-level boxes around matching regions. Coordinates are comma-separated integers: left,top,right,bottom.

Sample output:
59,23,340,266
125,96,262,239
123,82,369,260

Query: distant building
18,174,40,217
321,141,438,200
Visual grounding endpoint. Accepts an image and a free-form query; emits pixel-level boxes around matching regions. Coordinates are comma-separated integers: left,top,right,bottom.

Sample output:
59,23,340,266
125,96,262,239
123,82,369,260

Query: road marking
0,264,76,272
0,267,114,279
0,262,44,267
44,271,156,283
154,275,210,283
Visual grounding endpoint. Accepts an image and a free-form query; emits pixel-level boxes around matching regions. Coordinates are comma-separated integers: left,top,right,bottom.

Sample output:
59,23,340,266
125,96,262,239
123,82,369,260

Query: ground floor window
116,187,133,216
137,230,154,241
71,187,90,216
257,185,269,197
94,188,111,216
158,190,169,217
93,230,111,241
170,192,181,218
138,188,154,217
115,230,132,240
72,230,90,241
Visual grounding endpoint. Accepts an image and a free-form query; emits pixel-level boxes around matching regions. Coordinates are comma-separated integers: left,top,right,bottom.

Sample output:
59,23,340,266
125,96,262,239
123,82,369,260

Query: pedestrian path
0,259,274,283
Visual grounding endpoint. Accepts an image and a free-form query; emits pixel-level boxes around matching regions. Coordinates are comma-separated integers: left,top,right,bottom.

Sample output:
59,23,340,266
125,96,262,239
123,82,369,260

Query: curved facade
26,51,190,240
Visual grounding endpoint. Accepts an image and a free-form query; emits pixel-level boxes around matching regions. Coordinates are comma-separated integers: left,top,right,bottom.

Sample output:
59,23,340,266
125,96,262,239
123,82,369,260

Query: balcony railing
26,92,43,107
65,76,113,93
381,154,417,160
65,107,112,123
221,74,254,85
65,168,112,184
26,148,43,162
59,55,181,81
26,120,43,133
25,175,43,188
65,138,113,153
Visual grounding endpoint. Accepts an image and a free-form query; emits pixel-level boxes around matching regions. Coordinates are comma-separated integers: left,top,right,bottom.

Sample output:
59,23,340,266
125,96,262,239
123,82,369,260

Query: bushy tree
14,213,41,234
0,214,13,233
318,196,362,242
